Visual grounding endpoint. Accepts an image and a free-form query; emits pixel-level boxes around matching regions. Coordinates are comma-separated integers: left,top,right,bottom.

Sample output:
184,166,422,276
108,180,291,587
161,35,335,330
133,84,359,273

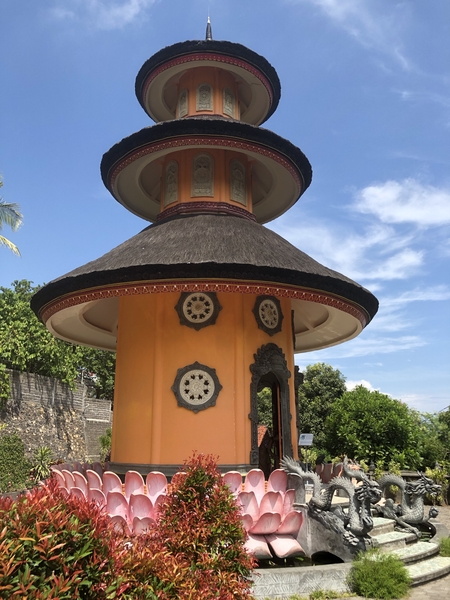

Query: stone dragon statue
375,472,441,538
281,456,382,549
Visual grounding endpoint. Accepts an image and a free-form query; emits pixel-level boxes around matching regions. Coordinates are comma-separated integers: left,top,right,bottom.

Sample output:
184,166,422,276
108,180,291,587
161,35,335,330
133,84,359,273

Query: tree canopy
323,385,422,468
297,362,347,450
0,280,115,400
0,178,23,256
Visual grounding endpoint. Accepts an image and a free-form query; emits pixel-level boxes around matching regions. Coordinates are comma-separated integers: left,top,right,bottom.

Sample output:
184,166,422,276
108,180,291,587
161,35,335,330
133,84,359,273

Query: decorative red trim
41,280,368,327
157,201,256,222
110,136,302,193
142,53,273,106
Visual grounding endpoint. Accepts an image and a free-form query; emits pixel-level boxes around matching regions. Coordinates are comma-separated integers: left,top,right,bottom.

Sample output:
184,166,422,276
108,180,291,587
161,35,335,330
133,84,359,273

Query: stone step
391,541,440,565
371,530,417,551
370,517,395,536
407,555,450,586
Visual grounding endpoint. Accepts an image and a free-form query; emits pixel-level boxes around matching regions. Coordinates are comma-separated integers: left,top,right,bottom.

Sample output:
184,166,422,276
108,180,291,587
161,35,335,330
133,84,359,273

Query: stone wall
0,370,112,462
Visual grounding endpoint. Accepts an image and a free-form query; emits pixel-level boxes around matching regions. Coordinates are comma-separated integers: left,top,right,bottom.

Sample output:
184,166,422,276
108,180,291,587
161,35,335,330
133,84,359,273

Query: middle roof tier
101,117,313,224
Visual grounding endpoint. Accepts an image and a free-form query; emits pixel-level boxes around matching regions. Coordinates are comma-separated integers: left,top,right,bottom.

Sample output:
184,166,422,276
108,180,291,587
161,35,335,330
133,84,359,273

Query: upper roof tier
135,40,281,126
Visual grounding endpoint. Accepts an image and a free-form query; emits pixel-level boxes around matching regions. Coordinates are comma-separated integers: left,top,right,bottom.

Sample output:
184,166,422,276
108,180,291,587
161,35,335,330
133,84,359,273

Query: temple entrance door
250,343,293,473
257,374,282,477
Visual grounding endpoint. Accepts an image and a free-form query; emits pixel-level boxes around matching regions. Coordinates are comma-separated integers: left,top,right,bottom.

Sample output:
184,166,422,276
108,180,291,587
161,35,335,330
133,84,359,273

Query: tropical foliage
0,280,116,400
0,178,22,256
323,386,422,468
297,363,347,451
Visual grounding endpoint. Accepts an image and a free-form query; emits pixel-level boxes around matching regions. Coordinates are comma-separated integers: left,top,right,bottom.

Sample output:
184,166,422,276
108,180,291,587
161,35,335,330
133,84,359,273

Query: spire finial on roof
205,15,213,41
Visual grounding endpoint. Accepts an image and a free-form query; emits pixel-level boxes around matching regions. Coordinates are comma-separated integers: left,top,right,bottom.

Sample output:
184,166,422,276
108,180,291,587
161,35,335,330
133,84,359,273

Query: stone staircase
369,516,450,585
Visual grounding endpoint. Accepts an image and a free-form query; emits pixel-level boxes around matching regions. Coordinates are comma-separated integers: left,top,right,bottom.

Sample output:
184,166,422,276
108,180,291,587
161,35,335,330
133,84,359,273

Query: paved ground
347,505,450,599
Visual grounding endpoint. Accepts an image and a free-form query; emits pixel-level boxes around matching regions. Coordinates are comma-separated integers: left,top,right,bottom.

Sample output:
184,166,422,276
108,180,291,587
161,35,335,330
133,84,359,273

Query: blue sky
1,0,449,413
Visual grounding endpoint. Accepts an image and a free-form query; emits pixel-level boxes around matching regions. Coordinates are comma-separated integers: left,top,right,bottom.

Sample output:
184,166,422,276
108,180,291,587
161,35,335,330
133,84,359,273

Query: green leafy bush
440,537,450,557
0,363,10,410
31,446,53,483
348,549,411,599
99,428,112,462
425,466,449,505
0,432,32,492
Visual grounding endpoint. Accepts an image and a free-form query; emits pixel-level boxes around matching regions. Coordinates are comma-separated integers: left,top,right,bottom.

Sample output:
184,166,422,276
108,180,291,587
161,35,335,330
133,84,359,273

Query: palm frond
0,234,21,256
0,199,23,231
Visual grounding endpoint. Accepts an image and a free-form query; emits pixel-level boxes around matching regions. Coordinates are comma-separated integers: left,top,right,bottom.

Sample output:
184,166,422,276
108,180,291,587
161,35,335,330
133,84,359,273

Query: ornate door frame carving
249,343,293,465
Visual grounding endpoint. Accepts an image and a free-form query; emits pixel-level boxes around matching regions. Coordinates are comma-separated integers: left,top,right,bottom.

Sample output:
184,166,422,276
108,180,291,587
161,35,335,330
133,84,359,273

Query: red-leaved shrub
0,478,126,599
0,455,255,599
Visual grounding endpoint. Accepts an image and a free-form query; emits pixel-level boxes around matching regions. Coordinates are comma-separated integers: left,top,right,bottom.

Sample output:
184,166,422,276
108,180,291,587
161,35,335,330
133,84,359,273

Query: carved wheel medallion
175,292,222,330
172,362,222,413
253,295,283,336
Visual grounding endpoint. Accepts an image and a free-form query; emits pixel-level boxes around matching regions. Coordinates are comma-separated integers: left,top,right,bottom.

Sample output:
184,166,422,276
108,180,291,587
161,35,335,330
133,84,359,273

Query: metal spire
205,15,212,41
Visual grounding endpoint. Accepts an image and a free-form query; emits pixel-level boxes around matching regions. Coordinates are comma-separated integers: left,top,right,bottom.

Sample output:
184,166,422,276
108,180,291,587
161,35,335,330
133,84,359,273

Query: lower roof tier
31,213,378,352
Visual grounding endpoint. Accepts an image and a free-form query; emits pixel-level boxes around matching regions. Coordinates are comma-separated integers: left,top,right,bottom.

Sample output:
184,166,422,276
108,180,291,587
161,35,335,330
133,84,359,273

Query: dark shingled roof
135,40,281,124
31,214,378,321
101,116,312,195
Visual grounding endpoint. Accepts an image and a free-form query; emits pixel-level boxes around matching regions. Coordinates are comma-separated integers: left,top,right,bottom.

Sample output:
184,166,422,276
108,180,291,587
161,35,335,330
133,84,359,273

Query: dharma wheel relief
252,295,283,336
171,361,222,413
175,292,222,330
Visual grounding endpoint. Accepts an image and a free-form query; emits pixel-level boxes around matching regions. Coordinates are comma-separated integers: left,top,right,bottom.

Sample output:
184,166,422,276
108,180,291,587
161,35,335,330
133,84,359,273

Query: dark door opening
257,373,282,478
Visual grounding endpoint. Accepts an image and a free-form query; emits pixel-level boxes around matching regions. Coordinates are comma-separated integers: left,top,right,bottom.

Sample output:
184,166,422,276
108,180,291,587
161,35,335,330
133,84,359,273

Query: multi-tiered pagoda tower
32,25,378,476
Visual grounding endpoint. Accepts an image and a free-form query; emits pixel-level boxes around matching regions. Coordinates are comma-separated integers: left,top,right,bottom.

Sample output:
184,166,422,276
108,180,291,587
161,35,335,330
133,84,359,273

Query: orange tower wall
111,291,298,467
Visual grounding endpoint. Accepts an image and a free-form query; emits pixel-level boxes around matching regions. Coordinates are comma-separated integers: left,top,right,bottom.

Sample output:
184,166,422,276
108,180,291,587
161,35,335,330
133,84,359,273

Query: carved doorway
249,344,293,475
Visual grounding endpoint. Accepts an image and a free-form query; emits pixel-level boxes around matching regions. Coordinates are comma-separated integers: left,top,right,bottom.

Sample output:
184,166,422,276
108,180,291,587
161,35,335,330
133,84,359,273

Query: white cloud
346,379,377,392
294,335,426,362
51,0,156,30
354,179,450,227
370,285,450,332
270,218,423,284
287,0,412,69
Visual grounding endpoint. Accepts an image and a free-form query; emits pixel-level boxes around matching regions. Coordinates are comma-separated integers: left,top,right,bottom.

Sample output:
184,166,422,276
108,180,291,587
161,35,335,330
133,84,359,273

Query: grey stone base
252,564,351,599
108,461,254,478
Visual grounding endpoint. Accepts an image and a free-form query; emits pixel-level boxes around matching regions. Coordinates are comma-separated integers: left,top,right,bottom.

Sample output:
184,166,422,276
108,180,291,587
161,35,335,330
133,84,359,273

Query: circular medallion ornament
252,295,283,336
175,292,222,330
171,361,222,413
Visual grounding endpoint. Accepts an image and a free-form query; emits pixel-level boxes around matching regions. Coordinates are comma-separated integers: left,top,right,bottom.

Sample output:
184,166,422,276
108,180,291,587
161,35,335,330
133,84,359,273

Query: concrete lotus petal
129,493,154,520
245,534,273,559
86,469,103,491
223,471,243,496
73,471,88,496
265,533,305,559
267,469,287,493
70,486,86,500
259,491,284,516
276,511,303,535
237,491,259,522
88,488,106,508
243,469,266,504
249,512,281,535
125,470,145,499
103,471,123,495
132,516,156,535
106,491,130,523
146,471,167,501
